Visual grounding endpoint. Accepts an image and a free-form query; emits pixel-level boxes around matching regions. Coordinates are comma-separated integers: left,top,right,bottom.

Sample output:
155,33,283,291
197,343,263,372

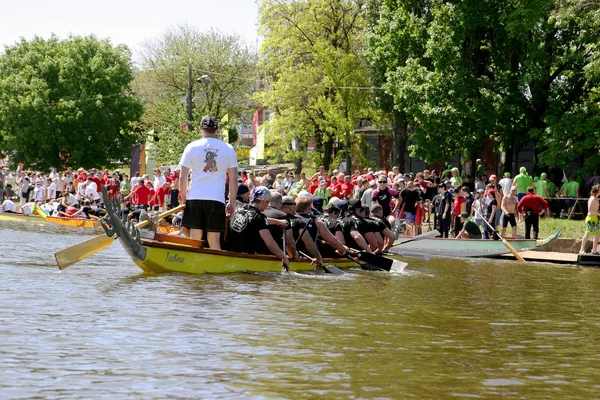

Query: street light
186,69,211,130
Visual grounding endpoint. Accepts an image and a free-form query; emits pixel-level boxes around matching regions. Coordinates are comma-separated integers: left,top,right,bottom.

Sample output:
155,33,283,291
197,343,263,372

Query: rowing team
188,187,397,270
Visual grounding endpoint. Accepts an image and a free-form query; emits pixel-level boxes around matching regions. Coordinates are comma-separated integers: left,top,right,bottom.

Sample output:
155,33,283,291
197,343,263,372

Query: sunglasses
378,181,387,183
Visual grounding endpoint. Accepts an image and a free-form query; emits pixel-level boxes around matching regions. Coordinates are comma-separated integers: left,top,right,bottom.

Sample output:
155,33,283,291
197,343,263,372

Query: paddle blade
390,260,408,272
55,234,115,270
354,251,393,271
321,264,344,275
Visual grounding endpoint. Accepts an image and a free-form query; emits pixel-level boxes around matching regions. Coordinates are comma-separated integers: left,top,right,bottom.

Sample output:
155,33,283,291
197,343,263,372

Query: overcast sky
0,0,259,60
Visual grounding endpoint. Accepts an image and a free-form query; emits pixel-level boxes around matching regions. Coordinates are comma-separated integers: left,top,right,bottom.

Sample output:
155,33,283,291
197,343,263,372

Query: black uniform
292,213,318,255
341,213,371,250
263,206,291,250
226,206,270,254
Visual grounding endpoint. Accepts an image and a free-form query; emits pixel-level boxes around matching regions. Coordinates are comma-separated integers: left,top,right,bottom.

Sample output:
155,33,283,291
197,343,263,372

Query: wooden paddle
316,239,399,272
297,250,344,275
474,209,526,263
55,204,185,270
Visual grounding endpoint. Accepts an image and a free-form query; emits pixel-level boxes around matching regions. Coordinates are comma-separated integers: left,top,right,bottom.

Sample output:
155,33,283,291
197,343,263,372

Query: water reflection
0,226,599,398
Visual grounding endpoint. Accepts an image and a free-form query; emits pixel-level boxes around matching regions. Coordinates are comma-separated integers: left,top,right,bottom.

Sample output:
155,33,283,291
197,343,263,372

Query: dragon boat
389,227,562,259
99,188,361,274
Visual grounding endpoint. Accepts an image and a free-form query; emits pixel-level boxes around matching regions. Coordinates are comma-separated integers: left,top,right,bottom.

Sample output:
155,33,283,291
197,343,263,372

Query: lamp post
186,69,211,131
186,64,194,128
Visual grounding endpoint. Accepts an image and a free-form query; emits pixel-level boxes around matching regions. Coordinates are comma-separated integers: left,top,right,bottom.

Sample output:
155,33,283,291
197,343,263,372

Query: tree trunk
323,136,334,171
294,156,303,175
392,110,408,170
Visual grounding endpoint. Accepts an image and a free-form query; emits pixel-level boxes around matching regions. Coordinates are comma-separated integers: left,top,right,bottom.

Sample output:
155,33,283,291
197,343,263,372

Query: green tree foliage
368,0,600,172
135,25,257,164
0,35,143,170
256,0,373,171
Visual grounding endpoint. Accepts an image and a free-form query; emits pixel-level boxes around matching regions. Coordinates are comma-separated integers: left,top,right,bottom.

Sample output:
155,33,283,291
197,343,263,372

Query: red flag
251,110,259,146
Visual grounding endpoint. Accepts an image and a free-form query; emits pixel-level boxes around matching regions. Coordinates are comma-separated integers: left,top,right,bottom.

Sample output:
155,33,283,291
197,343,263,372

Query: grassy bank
538,217,585,240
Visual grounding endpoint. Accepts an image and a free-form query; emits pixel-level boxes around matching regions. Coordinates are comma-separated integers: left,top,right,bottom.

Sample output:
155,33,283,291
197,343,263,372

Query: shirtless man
579,184,600,255
501,186,519,238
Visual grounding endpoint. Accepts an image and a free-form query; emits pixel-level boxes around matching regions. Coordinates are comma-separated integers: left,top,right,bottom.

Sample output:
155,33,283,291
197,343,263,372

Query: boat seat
153,232,204,247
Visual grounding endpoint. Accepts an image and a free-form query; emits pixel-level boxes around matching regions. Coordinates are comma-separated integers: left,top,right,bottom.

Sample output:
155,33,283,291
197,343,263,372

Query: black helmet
201,115,218,130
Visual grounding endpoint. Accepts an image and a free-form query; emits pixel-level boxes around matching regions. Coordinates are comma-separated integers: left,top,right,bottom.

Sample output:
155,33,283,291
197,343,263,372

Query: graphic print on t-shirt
203,148,219,173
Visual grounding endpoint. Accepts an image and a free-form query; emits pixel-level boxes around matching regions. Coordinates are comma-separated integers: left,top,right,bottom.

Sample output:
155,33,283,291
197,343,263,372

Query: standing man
517,187,549,240
179,115,238,250
500,186,519,238
513,166,533,202
579,184,600,255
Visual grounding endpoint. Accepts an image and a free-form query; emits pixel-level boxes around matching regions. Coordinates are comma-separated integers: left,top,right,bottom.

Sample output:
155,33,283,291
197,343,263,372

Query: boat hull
0,212,47,224
389,237,537,258
135,239,357,274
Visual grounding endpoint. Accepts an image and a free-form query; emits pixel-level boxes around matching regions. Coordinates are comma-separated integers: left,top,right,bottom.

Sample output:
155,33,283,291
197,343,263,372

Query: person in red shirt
155,181,171,211
308,177,319,194
329,176,342,199
146,182,157,207
340,175,354,199
106,178,119,199
517,187,549,239
125,179,151,206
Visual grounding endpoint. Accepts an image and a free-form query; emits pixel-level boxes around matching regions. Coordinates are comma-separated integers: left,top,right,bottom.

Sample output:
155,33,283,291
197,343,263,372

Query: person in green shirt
560,176,580,217
513,166,533,202
536,172,551,217
313,180,331,204
450,167,462,188
119,174,131,201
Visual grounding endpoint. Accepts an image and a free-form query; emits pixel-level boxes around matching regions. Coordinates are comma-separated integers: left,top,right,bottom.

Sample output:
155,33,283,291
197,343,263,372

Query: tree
256,0,373,171
0,35,143,170
368,0,600,174
135,25,258,164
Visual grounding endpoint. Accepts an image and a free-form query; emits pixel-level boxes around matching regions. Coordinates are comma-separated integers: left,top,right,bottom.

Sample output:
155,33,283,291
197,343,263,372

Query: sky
0,0,260,60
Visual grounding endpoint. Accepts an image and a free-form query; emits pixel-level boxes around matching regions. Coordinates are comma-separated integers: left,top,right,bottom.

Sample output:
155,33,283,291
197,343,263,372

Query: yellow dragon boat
98,188,370,275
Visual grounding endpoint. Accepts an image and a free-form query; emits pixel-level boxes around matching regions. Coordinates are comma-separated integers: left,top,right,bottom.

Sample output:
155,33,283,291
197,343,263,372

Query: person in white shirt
46,178,57,200
85,185,101,203
179,115,238,250
54,173,66,197
1,198,16,213
34,181,46,202
77,182,87,201
20,202,34,215
49,167,58,181
498,172,513,197
153,169,166,191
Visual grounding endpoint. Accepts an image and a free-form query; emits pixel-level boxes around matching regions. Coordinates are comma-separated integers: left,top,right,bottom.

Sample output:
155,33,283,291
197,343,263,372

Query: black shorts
182,199,226,232
502,213,516,228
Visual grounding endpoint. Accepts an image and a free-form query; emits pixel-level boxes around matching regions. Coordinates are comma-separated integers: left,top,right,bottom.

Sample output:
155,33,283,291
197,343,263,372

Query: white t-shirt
47,183,57,199
2,199,16,212
21,202,33,215
179,137,238,203
498,177,512,196
153,175,166,190
85,187,101,201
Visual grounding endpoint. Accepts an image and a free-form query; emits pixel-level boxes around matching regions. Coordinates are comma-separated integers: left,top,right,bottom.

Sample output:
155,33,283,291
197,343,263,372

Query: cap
337,200,348,210
312,196,323,207
520,166,527,173
329,197,341,206
298,190,313,198
540,172,547,180
324,203,340,213
489,174,497,180
320,179,327,185
369,180,376,187
201,115,219,130
348,199,362,211
504,172,511,177
477,188,484,193
251,186,271,203
237,183,250,195
459,212,469,218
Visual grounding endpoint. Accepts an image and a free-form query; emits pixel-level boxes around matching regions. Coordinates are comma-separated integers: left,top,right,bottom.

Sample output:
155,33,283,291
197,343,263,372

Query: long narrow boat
1,206,179,234
99,191,360,274
389,227,562,259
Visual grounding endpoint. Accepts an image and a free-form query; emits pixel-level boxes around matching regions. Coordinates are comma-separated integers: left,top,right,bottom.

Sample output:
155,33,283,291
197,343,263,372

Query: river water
1,220,599,399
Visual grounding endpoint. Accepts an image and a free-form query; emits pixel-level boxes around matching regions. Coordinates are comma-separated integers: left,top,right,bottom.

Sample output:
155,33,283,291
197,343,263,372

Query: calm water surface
1,220,599,399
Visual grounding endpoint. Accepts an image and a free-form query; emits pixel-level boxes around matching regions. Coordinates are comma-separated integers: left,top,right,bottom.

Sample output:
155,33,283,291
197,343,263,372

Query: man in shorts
501,186,519,238
179,115,238,249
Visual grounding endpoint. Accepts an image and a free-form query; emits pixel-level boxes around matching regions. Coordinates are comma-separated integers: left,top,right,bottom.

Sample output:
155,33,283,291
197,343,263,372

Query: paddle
55,204,185,270
474,209,526,263
281,226,289,272
316,239,399,272
297,250,344,275
392,229,440,246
